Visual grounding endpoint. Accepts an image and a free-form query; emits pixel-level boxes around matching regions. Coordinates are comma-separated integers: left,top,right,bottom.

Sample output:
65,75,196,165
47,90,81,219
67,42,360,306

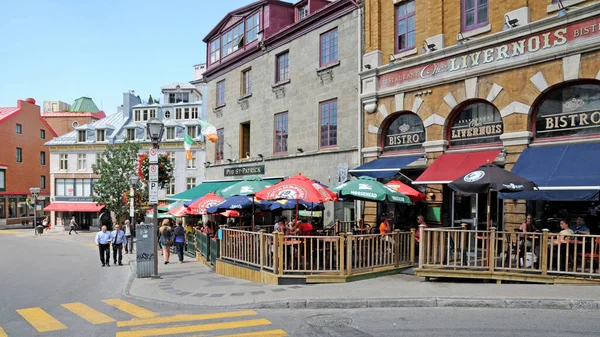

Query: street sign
149,148,158,164
149,164,158,181
148,181,158,204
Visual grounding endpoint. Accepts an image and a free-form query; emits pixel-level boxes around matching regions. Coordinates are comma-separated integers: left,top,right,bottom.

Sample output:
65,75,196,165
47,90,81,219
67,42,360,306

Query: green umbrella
158,200,185,212
145,212,175,220
217,176,274,198
331,176,411,203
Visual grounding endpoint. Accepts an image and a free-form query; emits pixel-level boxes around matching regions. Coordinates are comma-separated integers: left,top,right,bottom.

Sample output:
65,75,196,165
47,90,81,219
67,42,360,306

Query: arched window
533,82,600,139
381,112,425,153
448,100,503,147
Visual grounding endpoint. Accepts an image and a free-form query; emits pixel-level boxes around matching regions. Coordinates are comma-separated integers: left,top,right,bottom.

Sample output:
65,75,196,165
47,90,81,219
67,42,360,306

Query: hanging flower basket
137,153,174,188
122,190,145,205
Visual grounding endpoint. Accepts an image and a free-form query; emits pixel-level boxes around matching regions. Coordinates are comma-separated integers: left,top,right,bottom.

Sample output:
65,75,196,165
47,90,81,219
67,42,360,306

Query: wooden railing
418,225,600,279
219,227,415,276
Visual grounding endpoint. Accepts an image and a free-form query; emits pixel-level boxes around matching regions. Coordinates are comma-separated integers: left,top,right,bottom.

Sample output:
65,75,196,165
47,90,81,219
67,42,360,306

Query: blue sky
0,0,259,113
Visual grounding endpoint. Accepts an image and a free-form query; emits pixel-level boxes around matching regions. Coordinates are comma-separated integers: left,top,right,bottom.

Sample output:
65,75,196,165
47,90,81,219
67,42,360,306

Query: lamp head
146,118,165,144
129,174,139,186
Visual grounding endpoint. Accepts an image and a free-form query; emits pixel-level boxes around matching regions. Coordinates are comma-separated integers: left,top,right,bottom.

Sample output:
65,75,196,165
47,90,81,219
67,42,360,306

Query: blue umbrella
206,196,273,214
269,199,324,211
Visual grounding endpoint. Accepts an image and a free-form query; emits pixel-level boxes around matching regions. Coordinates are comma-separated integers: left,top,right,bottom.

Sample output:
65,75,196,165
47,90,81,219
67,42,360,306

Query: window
462,0,488,31
78,130,86,142
16,124,22,134
186,177,196,190
16,148,22,163
60,154,68,170
164,110,171,119
40,176,46,190
127,128,136,141
167,178,176,195
320,28,339,67
40,129,46,139
55,178,93,196
210,37,221,64
95,153,103,169
187,151,197,169
143,110,148,121
175,108,182,120
240,122,251,159
96,129,105,142
77,154,86,170
241,68,252,96
320,99,338,148
149,109,156,119
246,13,260,43
395,1,416,52
216,128,225,162
166,127,176,140
276,52,289,83
135,109,141,121
274,112,288,154
449,100,502,147
0,170,5,192
191,107,198,119
40,151,46,166
167,151,176,168
168,93,189,103
381,113,426,153
217,80,226,106
221,23,244,58
184,108,190,119
298,4,309,20
187,126,197,138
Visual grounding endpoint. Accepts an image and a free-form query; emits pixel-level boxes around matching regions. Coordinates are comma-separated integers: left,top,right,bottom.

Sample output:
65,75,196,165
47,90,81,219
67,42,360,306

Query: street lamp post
29,187,40,235
128,174,139,225
146,118,164,278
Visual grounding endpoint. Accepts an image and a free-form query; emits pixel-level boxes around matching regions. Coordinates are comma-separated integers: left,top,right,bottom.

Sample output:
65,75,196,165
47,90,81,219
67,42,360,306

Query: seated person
415,215,428,243
274,219,290,235
550,219,575,270
550,219,574,246
201,221,214,236
571,216,590,235
379,216,392,235
294,219,315,235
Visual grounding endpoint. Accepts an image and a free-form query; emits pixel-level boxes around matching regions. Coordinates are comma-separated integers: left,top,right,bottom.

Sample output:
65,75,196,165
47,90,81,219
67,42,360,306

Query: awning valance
348,156,421,179
414,150,501,184
44,202,104,212
499,143,600,201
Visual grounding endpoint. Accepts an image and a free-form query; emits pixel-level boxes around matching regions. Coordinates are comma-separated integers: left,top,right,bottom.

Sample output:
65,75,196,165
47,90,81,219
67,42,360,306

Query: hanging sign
224,165,265,176
148,181,158,205
149,164,158,181
149,148,158,164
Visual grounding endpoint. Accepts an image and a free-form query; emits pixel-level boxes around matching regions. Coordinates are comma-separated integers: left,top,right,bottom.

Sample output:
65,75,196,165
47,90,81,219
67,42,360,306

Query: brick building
202,0,361,225
0,99,57,226
358,0,600,231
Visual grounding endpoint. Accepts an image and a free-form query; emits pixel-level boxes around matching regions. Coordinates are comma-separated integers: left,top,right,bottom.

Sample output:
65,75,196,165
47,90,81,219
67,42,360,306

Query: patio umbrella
167,205,188,217
217,176,274,198
331,176,411,204
220,210,241,217
185,192,225,215
448,163,536,230
385,180,426,202
206,196,272,214
145,210,175,220
159,200,185,212
269,199,324,211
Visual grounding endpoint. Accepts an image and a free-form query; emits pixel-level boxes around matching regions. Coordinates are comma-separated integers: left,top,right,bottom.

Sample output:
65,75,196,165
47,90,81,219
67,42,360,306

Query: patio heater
146,118,164,278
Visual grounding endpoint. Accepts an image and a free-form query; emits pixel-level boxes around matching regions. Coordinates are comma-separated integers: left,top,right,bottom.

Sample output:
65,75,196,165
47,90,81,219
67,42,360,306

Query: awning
500,143,600,201
167,178,283,201
348,156,421,179
414,150,501,184
43,202,104,212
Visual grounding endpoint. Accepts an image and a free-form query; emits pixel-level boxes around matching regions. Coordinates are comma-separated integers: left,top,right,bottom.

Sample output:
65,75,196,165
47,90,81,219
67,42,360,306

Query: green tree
136,95,142,103
148,94,155,105
92,140,145,223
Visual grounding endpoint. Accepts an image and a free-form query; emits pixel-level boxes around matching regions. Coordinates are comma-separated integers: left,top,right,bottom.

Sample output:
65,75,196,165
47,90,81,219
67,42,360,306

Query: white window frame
187,151,197,169
186,177,196,190
60,154,68,170
166,127,175,140
96,129,105,142
77,154,87,170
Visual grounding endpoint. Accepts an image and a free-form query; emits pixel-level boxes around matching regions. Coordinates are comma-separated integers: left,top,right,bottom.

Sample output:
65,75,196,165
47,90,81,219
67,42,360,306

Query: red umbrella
167,205,188,217
220,210,240,217
186,192,225,215
255,173,338,203
385,180,426,202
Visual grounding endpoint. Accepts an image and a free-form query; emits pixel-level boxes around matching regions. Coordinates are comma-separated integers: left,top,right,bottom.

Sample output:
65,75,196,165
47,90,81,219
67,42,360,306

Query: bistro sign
379,16,600,90
224,165,265,177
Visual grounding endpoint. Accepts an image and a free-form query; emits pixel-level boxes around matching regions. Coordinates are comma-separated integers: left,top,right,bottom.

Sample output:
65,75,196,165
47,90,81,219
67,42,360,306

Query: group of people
273,217,315,236
157,219,188,265
94,220,134,267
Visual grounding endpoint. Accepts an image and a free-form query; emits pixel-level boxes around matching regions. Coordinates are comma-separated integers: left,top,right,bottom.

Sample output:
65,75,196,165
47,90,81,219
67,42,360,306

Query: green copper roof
71,97,100,112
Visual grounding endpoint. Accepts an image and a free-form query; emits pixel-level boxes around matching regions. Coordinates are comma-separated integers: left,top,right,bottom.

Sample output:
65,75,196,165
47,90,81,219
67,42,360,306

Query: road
1,229,599,337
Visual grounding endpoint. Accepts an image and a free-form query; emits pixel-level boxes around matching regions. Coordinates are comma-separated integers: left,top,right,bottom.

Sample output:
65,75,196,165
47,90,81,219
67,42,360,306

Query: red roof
41,111,106,119
44,202,104,212
414,150,501,184
0,100,58,137
0,107,19,122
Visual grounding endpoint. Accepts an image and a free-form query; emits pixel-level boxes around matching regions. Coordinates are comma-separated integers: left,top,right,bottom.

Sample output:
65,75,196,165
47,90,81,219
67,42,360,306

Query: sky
0,0,264,113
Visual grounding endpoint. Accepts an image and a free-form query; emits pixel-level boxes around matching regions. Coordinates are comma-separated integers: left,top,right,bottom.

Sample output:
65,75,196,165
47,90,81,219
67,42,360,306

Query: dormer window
168,93,189,103
191,107,199,119
221,22,244,58
246,12,260,43
184,108,190,119
78,130,86,142
127,129,136,141
134,109,141,121
298,4,309,20
164,110,171,119
166,127,176,140
187,126,197,138
210,38,221,64
149,109,156,119
96,130,105,142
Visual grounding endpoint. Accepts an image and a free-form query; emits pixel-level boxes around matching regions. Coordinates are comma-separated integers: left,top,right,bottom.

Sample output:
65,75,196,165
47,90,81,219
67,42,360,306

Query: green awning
167,178,283,202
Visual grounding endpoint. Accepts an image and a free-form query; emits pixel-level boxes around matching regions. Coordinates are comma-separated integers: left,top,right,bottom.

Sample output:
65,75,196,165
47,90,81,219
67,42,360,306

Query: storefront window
534,82,600,139
448,101,503,147
0,198,5,219
8,198,16,218
382,112,425,153
18,197,27,217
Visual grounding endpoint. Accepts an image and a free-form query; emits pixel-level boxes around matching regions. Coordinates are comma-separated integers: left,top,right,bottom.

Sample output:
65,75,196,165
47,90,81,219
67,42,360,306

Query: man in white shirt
124,220,134,254
111,225,126,266
95,225,112,267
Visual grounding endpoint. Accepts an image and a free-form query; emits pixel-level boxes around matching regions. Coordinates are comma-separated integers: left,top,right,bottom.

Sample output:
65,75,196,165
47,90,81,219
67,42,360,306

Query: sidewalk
125,258,600,310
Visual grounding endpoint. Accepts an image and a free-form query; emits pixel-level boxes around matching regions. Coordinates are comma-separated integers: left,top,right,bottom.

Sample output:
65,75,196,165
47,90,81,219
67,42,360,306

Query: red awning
44,202,104,212
414,150,501,184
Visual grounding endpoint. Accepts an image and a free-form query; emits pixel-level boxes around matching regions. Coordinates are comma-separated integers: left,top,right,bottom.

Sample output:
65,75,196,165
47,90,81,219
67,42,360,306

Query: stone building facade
202,0,361,223
359,0,600,230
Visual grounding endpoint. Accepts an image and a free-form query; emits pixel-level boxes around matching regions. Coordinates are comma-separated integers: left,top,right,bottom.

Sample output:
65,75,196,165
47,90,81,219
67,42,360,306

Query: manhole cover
306,314,353,327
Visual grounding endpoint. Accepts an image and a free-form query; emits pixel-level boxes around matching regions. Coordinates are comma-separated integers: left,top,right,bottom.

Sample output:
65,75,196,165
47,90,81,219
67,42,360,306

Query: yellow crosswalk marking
16,307,67,333
117,310,257,327
216,329,289,337
102,299,158,319
0,231,24,235
115,318,272,337
62,302,116,324
0,326,7,337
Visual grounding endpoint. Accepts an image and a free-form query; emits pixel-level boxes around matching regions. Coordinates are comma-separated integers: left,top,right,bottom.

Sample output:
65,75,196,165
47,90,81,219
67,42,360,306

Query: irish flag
199,120,219,143
184,134,195,160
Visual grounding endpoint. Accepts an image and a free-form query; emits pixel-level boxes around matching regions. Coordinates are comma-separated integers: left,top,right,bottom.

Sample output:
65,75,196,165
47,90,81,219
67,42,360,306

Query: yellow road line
62,302,116,324
216,329,289,337
0,231,24,235
115,318,271,337
16,307,67,333
117,310,257,327
102,299,158,319
0,326,7,337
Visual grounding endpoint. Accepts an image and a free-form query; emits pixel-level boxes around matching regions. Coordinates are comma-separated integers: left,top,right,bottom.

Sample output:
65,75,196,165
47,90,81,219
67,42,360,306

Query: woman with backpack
158,219,173,264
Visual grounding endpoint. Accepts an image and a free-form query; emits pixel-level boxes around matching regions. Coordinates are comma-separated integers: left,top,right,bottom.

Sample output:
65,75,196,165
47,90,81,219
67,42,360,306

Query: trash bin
36,225,44,235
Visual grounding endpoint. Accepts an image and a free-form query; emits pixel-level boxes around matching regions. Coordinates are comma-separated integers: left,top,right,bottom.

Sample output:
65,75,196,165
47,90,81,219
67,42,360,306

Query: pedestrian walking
173,221,186,263
111,224,126,266
123,220,134,254
69,216,78,235
95,225,112,267
158,219,173,264
42,216,51,233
